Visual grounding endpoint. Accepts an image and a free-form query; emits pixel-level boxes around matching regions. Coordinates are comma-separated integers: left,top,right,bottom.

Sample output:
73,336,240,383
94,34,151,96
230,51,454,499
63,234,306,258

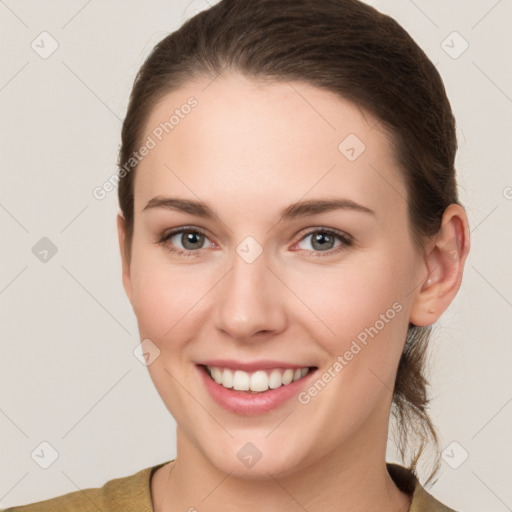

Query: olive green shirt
2,461,458,511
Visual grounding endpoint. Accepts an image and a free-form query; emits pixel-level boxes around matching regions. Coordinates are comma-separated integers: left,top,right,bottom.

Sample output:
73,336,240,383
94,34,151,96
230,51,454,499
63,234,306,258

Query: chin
201,441,311,480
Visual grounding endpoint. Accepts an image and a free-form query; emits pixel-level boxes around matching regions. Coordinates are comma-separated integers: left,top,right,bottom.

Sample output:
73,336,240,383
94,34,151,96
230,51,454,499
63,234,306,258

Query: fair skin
117,73,469,512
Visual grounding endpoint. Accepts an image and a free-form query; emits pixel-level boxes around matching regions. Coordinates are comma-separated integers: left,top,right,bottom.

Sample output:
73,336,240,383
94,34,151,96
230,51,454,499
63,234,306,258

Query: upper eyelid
162,226,212,242
293,228,352,251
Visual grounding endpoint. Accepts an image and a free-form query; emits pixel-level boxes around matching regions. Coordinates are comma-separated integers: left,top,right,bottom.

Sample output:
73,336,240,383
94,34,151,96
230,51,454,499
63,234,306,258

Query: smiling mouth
199,364,317,393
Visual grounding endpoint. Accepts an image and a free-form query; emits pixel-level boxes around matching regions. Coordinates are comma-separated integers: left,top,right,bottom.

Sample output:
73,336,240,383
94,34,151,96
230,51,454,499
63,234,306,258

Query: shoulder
410,484,461,512
387,463,460,512
2,462,169,512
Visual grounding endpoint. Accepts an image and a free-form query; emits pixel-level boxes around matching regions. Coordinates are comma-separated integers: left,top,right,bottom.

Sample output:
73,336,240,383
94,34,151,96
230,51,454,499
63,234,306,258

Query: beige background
0,0,511,509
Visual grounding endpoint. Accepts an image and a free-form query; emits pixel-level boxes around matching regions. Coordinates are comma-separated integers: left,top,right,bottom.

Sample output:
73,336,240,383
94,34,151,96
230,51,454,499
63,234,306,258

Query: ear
117,213,133,304
409,204,470,326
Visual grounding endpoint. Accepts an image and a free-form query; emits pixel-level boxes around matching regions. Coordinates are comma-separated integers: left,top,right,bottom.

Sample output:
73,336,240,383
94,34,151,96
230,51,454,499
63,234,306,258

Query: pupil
313,232,333,251
183,231,203,249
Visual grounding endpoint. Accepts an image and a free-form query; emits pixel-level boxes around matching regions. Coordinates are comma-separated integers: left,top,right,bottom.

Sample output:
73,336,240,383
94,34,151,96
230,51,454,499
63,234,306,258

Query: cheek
286,250,414,392
128,252,209,421
128,245,200,345
288,260,411,431
290,259,404,345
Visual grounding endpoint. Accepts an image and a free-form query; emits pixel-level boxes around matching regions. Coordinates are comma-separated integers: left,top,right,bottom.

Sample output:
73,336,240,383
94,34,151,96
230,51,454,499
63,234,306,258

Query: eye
293,228,352,256
156,226,352,258
155,227,214,257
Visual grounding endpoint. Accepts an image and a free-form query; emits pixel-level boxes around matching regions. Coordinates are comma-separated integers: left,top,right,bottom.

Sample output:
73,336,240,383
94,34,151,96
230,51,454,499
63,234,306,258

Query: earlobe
409,204,470,326
116,213,133,303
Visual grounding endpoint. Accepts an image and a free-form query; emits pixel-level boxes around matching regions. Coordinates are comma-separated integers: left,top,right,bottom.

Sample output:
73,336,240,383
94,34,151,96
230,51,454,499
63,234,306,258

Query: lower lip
197,365,317,416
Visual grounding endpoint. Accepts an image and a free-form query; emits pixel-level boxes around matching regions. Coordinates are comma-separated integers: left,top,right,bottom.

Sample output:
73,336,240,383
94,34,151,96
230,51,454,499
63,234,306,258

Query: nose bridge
214,240,285,339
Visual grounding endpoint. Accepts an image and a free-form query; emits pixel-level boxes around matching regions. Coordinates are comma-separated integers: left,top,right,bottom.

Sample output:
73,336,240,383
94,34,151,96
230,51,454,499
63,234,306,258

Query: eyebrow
142,196,375,221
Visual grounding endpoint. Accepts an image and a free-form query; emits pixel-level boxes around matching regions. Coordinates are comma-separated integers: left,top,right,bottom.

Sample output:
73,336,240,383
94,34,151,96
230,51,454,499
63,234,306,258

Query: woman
5,0,470,510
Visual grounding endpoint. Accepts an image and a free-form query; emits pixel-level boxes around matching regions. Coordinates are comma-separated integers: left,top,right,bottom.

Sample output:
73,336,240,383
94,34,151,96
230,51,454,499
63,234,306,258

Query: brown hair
118,0,460,484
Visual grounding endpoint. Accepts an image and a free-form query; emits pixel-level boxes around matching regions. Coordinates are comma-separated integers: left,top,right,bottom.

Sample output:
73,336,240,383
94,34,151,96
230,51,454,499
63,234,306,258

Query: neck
152,426,412,512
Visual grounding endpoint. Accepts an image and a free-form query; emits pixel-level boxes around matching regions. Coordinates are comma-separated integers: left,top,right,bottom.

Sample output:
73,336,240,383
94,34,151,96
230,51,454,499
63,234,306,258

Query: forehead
134,73,407,220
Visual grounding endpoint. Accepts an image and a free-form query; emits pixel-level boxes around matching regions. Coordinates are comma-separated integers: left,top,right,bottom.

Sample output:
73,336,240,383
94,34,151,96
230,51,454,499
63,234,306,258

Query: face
119,73,428,478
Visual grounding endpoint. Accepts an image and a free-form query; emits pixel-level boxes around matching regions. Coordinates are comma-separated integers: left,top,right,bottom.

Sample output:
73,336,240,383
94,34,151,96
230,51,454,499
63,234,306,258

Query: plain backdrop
0,0,511,510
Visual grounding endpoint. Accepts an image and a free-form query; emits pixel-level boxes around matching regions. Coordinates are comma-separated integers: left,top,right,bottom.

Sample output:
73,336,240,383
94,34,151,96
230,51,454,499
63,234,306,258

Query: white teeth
222,368,233,388
211,367,223,384
250,370,269,392
233,370,250,391
282,369,294,385
268,369,283,389
206,365,311,393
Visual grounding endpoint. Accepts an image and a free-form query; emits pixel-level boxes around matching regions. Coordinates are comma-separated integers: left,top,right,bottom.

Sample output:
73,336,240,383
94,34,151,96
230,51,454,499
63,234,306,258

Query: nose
213,248,287,342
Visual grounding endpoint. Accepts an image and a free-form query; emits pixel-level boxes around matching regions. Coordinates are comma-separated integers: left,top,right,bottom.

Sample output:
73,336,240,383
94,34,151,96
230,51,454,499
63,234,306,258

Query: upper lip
198,359,314,372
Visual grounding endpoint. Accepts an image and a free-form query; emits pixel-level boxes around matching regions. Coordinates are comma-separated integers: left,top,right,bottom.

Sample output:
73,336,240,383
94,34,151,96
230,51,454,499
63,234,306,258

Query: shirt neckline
143,460,448,512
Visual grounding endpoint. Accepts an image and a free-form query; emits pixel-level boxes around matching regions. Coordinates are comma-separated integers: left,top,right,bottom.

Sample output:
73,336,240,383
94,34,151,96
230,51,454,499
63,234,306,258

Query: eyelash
155,226,353,259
